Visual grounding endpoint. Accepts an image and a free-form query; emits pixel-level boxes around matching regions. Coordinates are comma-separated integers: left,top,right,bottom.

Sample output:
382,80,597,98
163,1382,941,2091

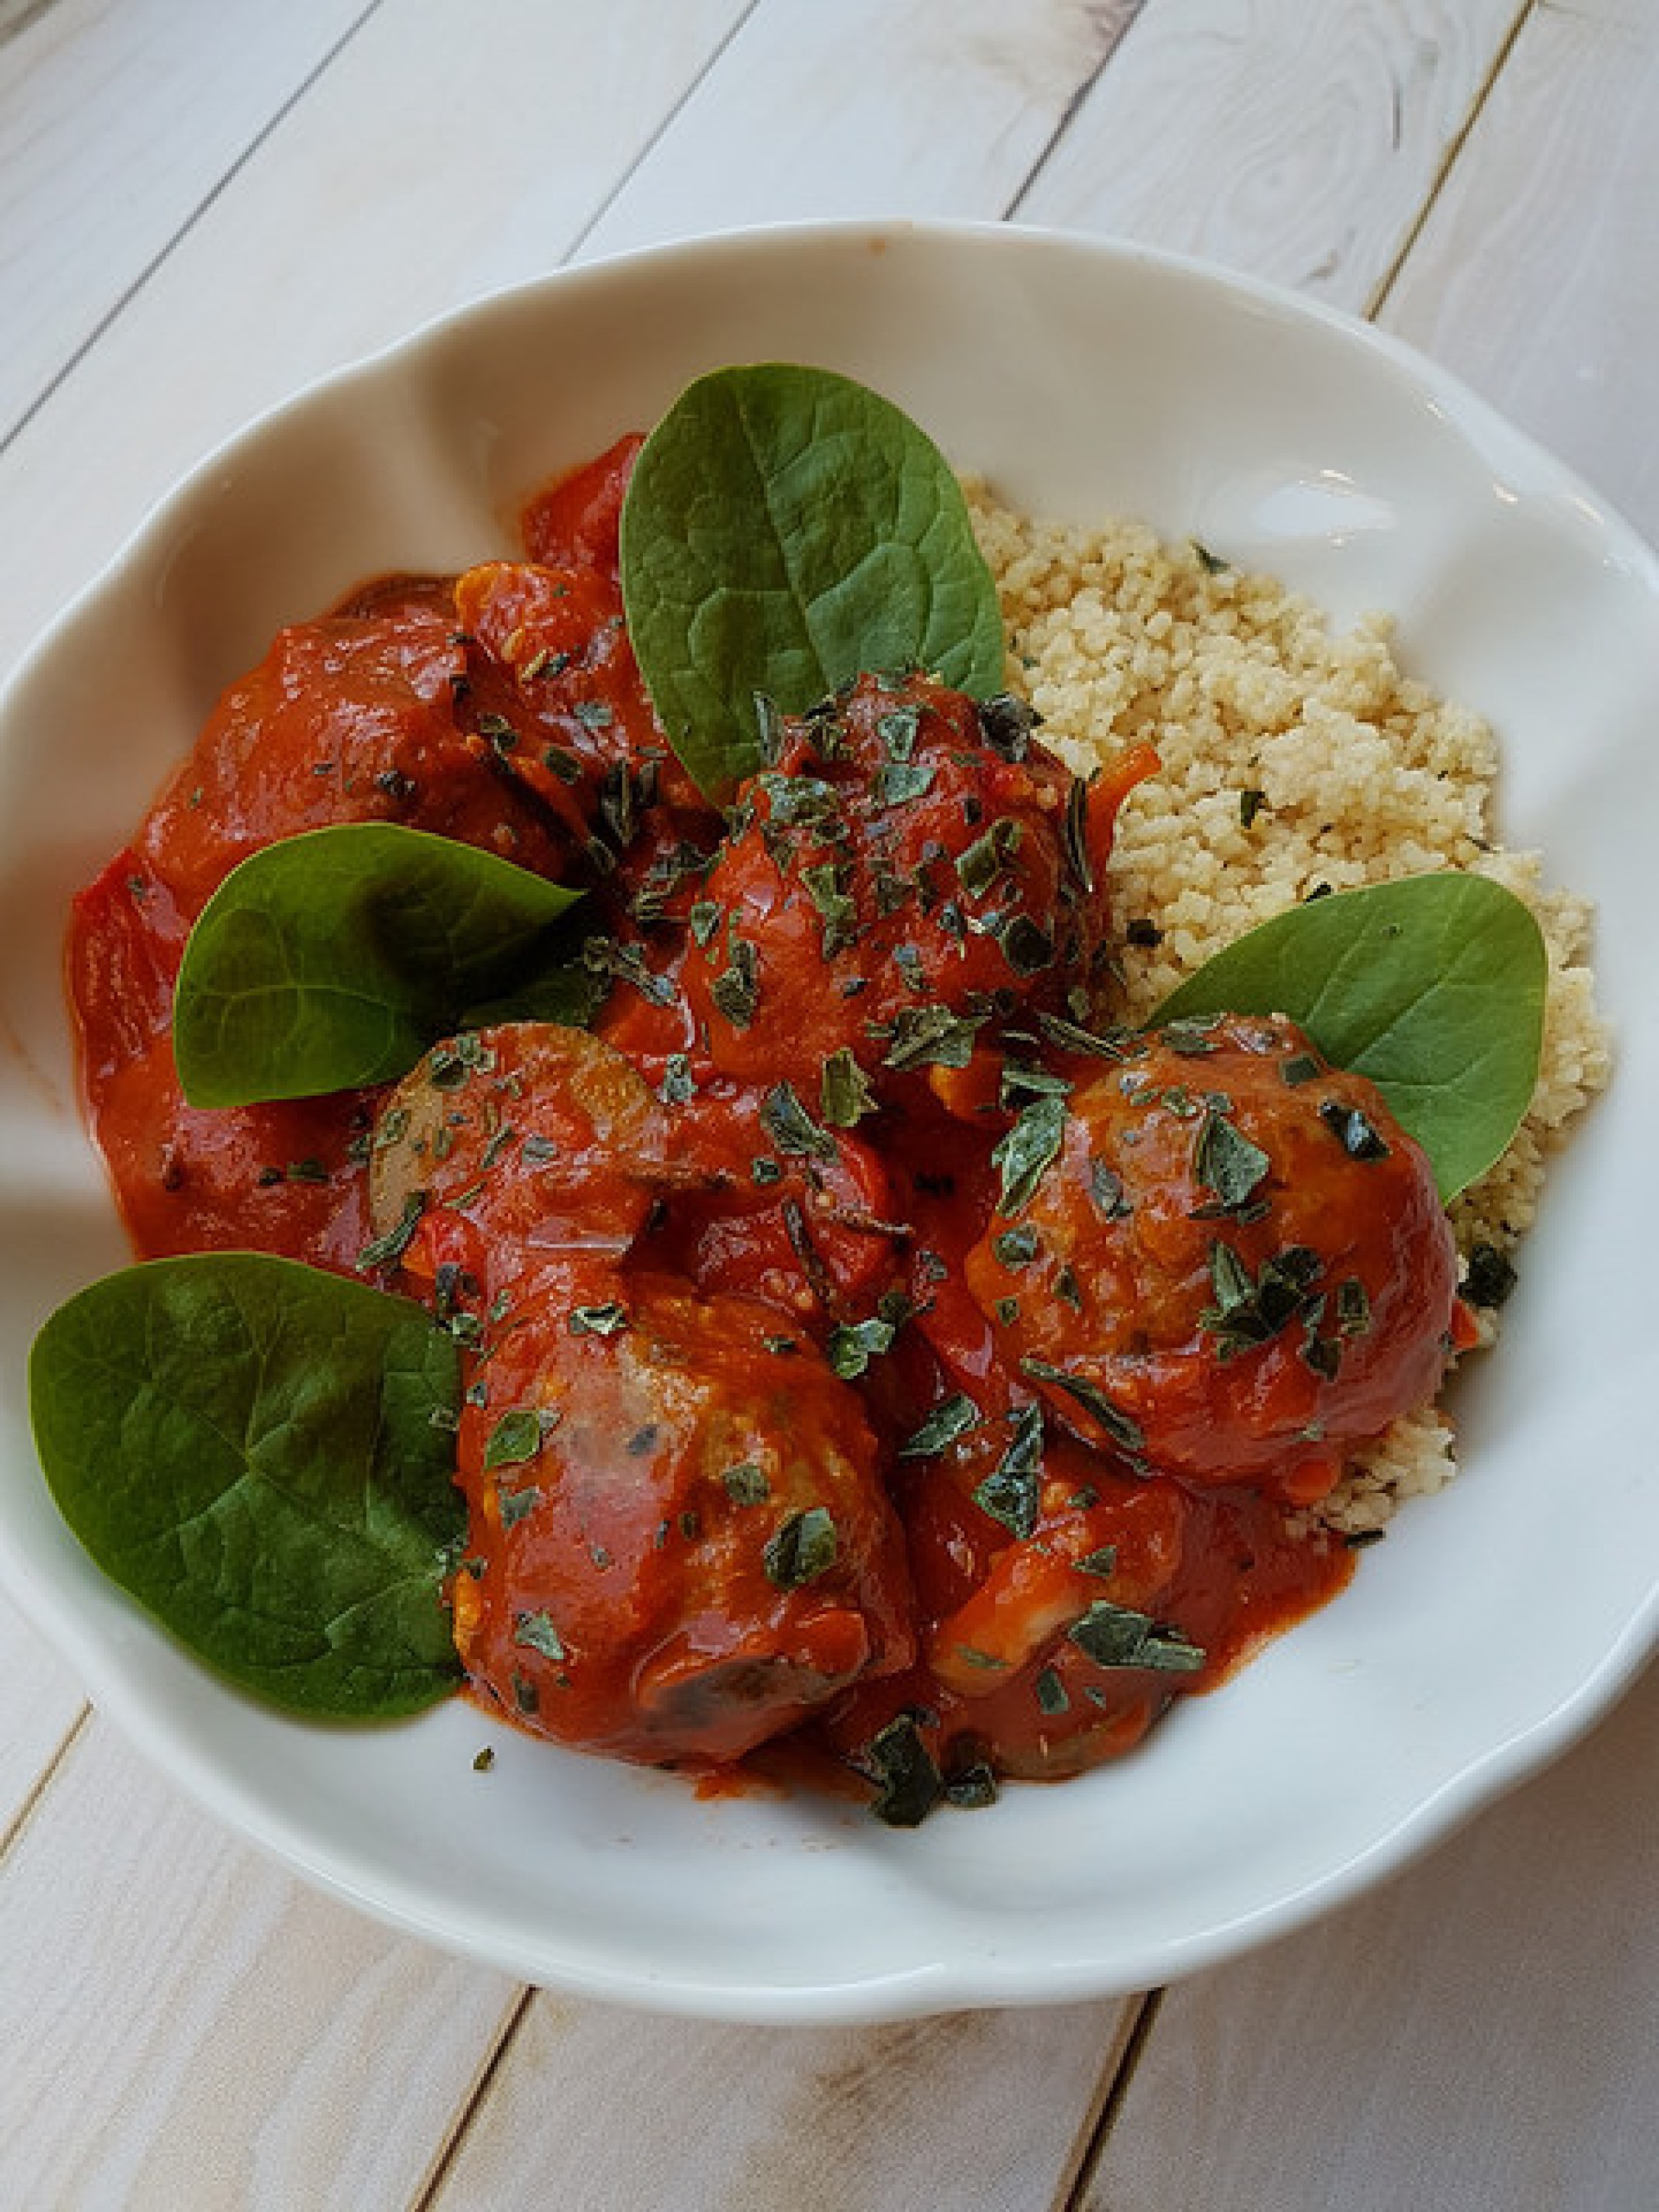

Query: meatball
131,606,569,919
364,1022,915,1767
679,673,1104,1090
367,1023,669,1265
963,1015,1458,1498
453,557,706,831
450,1270,914,1766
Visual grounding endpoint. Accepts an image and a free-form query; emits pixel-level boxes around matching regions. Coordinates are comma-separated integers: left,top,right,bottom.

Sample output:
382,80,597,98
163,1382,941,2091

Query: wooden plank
1377,0,1659,538
1080,1659,1659,2210
0,1717,517,2209
425,1987,1139,2212
0,0,750,677
1012,0,1526,314
0,0,372,440
577,0,1147,260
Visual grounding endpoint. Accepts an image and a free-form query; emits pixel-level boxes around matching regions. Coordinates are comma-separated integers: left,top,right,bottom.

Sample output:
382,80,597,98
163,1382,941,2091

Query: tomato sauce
64,431,1464,1820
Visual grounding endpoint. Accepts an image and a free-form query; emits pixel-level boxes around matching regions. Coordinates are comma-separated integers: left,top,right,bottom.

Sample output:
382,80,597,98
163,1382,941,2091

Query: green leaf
1150,873,1547,1200
762,1506,840,1590
972,1403,1046,1540
897,1393,982,1458
991,1093,1068,1217
29,1253,465,1718
758,1079,838,1162
860,1711,945,1829
1068,1599,1206,1676
619,364,1006,799
173,823,583,1107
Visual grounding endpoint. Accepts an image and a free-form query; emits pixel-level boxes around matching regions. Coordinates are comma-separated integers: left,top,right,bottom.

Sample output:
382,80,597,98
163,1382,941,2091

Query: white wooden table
4,3,1656,2202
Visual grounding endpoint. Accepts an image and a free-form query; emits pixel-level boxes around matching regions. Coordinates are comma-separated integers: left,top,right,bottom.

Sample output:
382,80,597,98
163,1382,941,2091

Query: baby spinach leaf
29,1253,464,1718
619,364,1006,799
173,823,583,1107
1150,873,1546,1200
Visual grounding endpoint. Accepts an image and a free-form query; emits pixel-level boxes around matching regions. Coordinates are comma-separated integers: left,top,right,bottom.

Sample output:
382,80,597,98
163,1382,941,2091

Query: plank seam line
0,0,389,465
1364,0,1540,323
405,1980,536,2211
0,1702,88,1865
561,0,766,265
0,0,60,60
1004,0,1153,223
1054,1987,1166,2211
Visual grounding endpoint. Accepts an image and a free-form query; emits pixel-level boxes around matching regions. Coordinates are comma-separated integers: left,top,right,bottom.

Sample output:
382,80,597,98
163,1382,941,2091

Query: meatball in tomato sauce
681,673,1144,1092
964,1015,1458,1502
362,1023,916,1769
448,1271,914,1767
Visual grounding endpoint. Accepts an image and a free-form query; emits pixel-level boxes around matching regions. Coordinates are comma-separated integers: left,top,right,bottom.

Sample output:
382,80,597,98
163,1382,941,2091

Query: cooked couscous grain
970,489,1612,1529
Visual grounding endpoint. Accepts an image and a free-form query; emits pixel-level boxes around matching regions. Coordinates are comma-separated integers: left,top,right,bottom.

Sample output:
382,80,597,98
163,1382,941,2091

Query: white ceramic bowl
1,221,1654,2023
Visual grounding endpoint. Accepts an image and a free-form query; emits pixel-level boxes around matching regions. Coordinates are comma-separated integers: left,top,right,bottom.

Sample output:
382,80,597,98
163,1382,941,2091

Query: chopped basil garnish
482,1408,546,1470
897,1393,981,1458
356,1189,428,1273
827,1313,898,1379
763,1506,839,1589
512,1610,567,1663
882,1003,986,1071
998,1060,1071,1110
801,860,860,956
1037,1012,1136,1059
1019,1359,1146,1456
568,1301,630,1337
759,1080,838,1161
1034,1666,1070,1715
1194,1107,1272,1212
862,1711,945,1828
942,1761,998,1810
972,1403,1045,1539
1062,776,1094,894
1319,1100,1391,1161
581,936,678,1009
977,694,1038,762
1201,1242,1323,1358
997,914,1055,975
498,1484,541,1528
992,1093,1066,1216
1089,1159,1132,1220
1068,1599,1205,1675
1160,1015,1222,1057
877,704,922,760
1464,1241,1517,1309
710,935,760,1027
658,1052,696,1106
877,760,936,807
820,1046,877,1129
956,817,1023,900
721,1461,770,1506
1336,1277,1372,1335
